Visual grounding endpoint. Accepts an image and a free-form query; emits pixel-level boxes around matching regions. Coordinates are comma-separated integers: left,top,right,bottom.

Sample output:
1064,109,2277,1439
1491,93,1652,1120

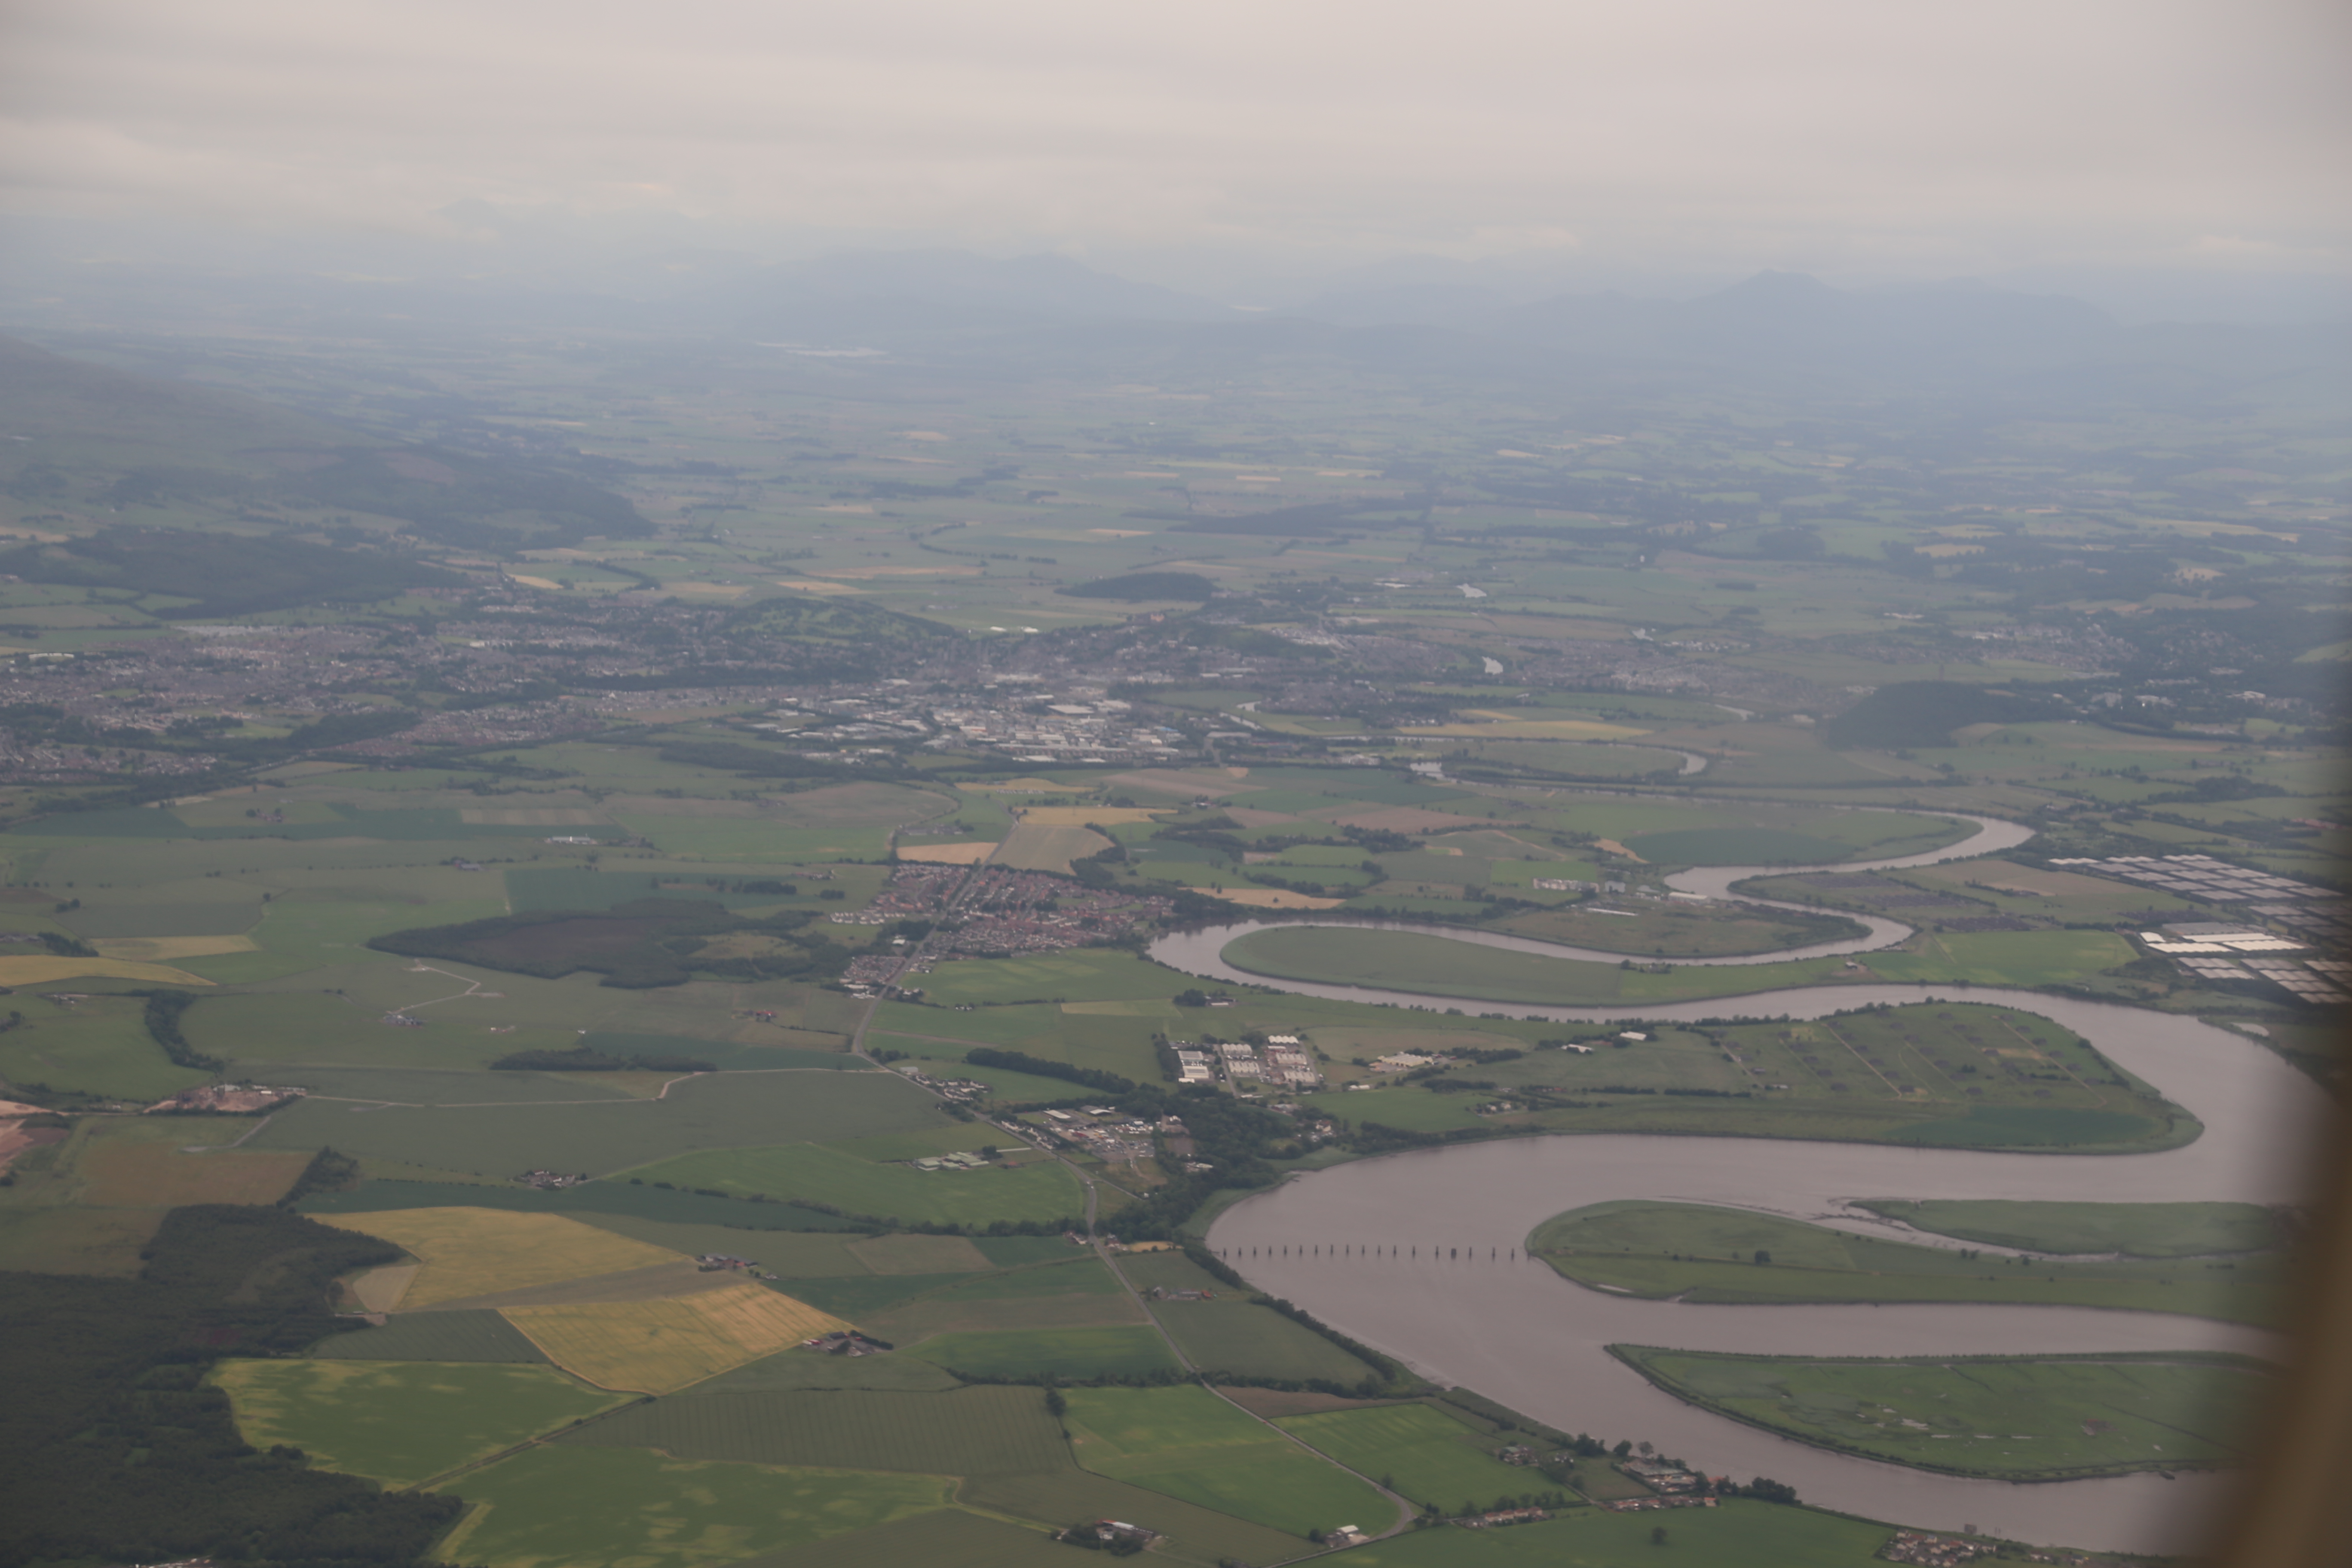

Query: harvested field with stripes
502,1281,845,1392
319,1207,680,1307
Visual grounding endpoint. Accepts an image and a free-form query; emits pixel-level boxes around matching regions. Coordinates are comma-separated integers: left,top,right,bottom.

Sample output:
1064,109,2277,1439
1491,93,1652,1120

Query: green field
310,1311,551,1364
788,1270,1009,1318
907,948,1186,1006
0,993,207,1099
862,1038,1104,1102
721,1508,1074,1568
246,1069,946,1176
1331,1499,1897,1565
1853,1199,2287,1258
906,1326,1179,1380
868,999,1167,1084
1118,1251,1382,1384
297,1177,869,1233
432,1442,952,1567
1611,1347,2269,1479
1528,1201,2278,1324
695,1346,969,1394
526,1219,876,1275
560,1386,1068,1474
184,990,506,1071
1274,1403,1533,1513
955,1468,1310,1568
849,1257,1136,1346
211,1359,625,1487
1304,1085,1495,1133
0,1204,164,1277
624,1140,1087,1227
1062,1384,1393,1539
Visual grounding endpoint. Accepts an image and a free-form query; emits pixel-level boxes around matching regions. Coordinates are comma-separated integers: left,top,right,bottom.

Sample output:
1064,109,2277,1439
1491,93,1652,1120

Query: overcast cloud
3,0,2345,282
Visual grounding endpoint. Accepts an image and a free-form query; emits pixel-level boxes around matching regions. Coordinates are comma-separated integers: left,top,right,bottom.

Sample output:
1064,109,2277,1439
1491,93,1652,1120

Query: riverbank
1193,808,2326,1551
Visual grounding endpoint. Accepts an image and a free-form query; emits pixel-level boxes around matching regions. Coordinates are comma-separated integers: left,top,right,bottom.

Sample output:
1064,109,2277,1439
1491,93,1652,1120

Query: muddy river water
1146,812,2326,1553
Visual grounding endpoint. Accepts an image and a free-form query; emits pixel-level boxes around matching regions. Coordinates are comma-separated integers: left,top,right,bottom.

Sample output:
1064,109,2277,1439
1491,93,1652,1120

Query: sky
2,0,2347,294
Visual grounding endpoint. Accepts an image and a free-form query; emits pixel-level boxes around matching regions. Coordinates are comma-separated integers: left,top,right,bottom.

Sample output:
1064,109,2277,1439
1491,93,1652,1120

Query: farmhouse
1457,1506,1548,1529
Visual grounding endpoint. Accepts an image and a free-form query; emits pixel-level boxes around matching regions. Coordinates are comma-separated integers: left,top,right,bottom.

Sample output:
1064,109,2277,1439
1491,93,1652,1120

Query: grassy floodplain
1610,1347,2269,1480
1119,1249,1382,1383
1528,1201,2280,1324
1329,1499,1899,1565
1852,1199,2287,1257
1273,1402,1534,1513
1489,900,1867,958
1296,999,2196,1154
1220,923,2138,1007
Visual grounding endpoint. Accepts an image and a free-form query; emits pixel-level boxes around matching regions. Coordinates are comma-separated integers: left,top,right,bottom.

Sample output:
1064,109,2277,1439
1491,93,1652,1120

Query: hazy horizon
5,0,2349,325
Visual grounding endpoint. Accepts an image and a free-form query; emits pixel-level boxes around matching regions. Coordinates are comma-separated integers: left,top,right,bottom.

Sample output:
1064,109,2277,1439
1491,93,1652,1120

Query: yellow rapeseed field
1185,887,1345,909
500,1282,846,1393
319,1208,682,1308
894,840,998,864
90,935,259,962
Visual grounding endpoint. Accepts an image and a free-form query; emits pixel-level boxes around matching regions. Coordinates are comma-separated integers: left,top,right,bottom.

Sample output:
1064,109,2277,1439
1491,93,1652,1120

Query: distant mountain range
2,230,2343,407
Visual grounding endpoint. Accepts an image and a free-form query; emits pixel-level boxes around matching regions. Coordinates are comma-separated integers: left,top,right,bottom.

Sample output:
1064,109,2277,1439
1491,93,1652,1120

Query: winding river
1148,811,2326,1553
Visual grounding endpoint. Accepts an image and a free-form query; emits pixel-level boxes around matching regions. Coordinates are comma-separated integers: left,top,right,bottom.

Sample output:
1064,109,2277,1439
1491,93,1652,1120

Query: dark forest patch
0,1205,462,1568
367,896,848,989
280,445,650,550
0,527,461,619
1827,681,2056,750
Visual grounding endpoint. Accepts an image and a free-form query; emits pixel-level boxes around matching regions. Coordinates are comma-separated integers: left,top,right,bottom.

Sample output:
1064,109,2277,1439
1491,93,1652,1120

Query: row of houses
1878,1529,1992,1565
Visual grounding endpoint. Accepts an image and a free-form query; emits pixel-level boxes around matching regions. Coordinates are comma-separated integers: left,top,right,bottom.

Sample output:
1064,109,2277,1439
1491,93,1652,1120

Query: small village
1878,1528,1995,1566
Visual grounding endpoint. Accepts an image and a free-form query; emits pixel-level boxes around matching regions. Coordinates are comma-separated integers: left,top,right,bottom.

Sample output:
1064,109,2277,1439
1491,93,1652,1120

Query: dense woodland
0,1206,464,1568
